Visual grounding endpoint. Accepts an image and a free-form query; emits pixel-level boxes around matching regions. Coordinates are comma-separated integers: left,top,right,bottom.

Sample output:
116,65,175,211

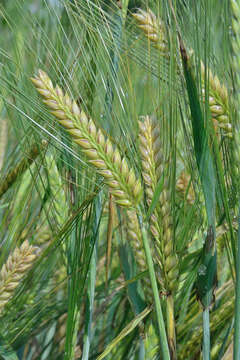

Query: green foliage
0,0,237,359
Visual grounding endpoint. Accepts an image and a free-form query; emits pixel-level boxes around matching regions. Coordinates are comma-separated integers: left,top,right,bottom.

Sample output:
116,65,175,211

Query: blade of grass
180,40,217,360
82,194,101,359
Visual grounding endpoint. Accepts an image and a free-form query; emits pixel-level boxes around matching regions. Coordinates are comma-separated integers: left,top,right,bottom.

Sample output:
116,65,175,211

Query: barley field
0,0,238,359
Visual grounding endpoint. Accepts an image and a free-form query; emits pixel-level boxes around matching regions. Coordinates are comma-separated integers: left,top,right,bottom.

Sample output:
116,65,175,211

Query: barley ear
0,240,39,313
200,62,231,138
31,70,142,209
133,9,169,57
139,115,178,293
0,140,47,199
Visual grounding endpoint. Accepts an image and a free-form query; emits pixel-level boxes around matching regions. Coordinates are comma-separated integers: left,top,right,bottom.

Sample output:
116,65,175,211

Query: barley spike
139,115,178,293
133,9,169,57
201,62,231,138
0,140,47,199
0,240,39,312
31,70,142,208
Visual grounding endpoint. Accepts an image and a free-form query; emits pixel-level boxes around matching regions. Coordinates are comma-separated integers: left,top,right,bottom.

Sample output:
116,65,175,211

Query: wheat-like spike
139,115,178,293
201,62,232,138
0,140,47,199
176,171,195,205
0,240,39,312
139,116,163,266
133,9,169,56
126,209,152,301
179,297,234,359
31,70,142,208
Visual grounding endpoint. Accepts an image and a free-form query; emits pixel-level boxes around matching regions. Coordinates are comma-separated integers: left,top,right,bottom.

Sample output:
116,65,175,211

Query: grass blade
180,40,217,360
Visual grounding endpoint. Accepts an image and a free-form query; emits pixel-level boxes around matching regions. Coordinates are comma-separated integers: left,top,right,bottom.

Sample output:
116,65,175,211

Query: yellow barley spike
31,70,143,209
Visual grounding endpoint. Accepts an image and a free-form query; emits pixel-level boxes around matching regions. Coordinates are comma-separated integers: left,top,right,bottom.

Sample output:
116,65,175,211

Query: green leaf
180,43,217,309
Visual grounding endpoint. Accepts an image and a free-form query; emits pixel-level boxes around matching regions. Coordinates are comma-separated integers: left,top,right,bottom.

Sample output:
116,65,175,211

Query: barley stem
138,213,170,360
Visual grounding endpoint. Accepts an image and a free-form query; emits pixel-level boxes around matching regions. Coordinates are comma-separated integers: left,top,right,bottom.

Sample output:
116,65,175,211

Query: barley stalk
139,115,178,358
31,70,142,208
0,240,39,312
0,140,47,199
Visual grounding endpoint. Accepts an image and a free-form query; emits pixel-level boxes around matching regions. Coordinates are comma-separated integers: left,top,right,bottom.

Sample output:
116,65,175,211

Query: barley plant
0,0,239,359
